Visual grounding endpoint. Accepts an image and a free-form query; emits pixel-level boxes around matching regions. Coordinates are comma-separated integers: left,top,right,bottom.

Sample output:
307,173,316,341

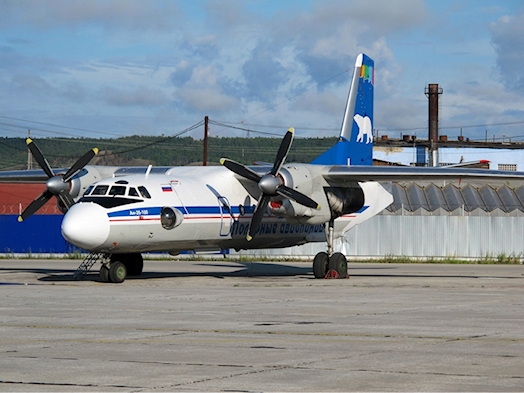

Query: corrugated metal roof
385,182,524,214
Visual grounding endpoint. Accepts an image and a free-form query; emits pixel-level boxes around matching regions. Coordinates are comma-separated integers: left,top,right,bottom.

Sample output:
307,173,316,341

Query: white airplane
4,54,524,283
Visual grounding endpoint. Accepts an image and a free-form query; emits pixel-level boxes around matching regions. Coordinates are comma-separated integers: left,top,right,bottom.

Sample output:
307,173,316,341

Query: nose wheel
99,253,144,283
99,261,127,283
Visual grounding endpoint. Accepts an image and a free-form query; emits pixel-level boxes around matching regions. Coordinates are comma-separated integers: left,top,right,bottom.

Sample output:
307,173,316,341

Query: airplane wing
322,165,524,183
0,169,67,182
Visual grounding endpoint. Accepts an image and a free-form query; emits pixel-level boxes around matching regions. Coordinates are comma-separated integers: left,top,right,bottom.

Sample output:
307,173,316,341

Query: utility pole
203,116,209,166
27,130,32,170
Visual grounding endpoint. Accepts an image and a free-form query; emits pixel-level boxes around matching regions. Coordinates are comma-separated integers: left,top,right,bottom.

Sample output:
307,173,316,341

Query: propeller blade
276,185,320,209
270,127,294,176
57,190,75,210
220,158,261,183
62,148,99,182
18,190,53,222
26,138,54,178
247,194,271,241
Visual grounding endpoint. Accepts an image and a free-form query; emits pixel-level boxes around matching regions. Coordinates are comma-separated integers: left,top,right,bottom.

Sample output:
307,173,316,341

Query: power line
0,121,204,160
98,121,204,157
0,115,123,137
209,120,284,137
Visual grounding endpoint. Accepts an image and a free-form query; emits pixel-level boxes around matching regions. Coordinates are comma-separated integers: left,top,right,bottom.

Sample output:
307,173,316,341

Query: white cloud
0,0,523,141
0,0,182,32
490,11,524,90
101,86,168,107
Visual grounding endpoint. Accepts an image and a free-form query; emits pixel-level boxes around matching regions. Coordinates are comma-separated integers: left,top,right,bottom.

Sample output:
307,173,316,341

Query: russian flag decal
161,184,172,192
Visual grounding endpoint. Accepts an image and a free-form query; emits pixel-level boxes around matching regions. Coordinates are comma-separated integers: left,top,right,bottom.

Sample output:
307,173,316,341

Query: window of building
498,164,517,171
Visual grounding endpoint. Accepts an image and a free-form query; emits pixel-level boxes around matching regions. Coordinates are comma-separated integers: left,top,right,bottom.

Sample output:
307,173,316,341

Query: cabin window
109,185,126,196
138,186,151,199
92,185,109,195
128,187,139,197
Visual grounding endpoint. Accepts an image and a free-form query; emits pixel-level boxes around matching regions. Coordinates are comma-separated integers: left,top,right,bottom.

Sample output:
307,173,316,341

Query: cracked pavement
0,260,523,391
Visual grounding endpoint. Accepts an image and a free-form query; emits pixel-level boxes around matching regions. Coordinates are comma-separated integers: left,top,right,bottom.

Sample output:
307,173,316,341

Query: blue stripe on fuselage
106,205,244,218
105,205,367,219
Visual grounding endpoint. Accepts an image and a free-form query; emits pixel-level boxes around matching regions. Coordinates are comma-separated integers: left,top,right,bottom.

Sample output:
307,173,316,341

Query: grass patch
355,253,523,265
0,252,522,264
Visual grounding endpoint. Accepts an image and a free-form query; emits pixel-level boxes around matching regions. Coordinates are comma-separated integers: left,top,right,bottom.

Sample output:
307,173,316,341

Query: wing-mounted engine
55,165,103,213
221,128,323,240
266,165,331,224
18,139,99,221
65,165,103,200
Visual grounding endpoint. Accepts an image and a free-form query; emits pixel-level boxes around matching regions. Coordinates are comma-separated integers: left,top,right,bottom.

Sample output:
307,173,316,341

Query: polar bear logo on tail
354,114,373,144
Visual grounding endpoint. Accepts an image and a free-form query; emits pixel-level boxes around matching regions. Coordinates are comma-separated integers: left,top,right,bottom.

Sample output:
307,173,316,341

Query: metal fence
2,212,523,260
232,215,524,260
0,204,62,215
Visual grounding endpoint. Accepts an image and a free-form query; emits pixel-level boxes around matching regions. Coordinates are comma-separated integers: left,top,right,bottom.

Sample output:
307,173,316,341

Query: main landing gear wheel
313,252,329,278
328,252,348,278
109,261,127,284
312,220,348,279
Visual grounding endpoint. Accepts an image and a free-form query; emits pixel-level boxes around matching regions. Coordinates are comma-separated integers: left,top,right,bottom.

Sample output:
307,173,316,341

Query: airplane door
217,195,233,236
206,184,234,236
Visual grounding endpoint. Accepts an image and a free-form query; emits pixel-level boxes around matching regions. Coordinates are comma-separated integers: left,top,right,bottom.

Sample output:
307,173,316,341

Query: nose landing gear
99,253,144,283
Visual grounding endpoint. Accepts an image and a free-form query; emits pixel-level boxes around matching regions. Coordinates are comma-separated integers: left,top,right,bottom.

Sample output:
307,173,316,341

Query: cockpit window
92,185,109,195
138,186,151,199
128,187,139,197
109,185,126,196
84,185,94,196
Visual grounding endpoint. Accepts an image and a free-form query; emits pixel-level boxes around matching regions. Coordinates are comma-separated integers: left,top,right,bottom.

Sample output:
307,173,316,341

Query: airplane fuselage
61,164,392,255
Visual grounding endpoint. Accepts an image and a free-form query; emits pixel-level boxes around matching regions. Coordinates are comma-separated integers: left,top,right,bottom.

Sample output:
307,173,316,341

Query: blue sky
0,0,523,141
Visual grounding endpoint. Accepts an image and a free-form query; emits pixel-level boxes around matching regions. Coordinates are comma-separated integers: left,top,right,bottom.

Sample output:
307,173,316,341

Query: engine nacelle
55,166,104,212
279,165,311,198
267,164,331,224
70,166,105,199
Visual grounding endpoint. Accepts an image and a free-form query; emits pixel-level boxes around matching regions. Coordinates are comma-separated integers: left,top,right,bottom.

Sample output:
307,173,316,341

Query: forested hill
0,135,338,171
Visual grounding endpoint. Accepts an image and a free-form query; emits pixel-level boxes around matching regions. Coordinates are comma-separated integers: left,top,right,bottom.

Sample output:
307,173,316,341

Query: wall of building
231,215,524,260
0,183,72,254
2,213,523,259
0,215,74,254
2,182,523,259
373,146,524,170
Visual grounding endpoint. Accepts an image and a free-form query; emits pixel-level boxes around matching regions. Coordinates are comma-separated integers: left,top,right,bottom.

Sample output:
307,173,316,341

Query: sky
1,0,524,142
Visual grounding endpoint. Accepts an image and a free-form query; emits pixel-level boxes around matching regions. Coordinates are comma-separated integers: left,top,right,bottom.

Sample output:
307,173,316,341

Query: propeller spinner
220,127,320,241
18,138,98,222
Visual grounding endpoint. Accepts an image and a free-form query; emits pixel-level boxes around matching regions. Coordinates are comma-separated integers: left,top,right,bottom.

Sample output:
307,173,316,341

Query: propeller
18,138,98,222
220,127,320,241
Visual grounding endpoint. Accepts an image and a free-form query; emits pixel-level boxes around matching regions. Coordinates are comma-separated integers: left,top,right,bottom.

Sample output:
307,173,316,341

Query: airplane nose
61,202,110,250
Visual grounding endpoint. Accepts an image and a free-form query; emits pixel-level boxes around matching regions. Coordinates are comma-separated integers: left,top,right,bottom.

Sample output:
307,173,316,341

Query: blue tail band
311,53,374,166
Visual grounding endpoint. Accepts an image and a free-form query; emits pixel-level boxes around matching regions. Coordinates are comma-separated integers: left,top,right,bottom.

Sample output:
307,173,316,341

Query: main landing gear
100,253,144,283
312,220,348,279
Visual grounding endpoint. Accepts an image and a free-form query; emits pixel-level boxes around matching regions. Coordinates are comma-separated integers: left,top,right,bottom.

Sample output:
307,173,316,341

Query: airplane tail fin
311,53,374,166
